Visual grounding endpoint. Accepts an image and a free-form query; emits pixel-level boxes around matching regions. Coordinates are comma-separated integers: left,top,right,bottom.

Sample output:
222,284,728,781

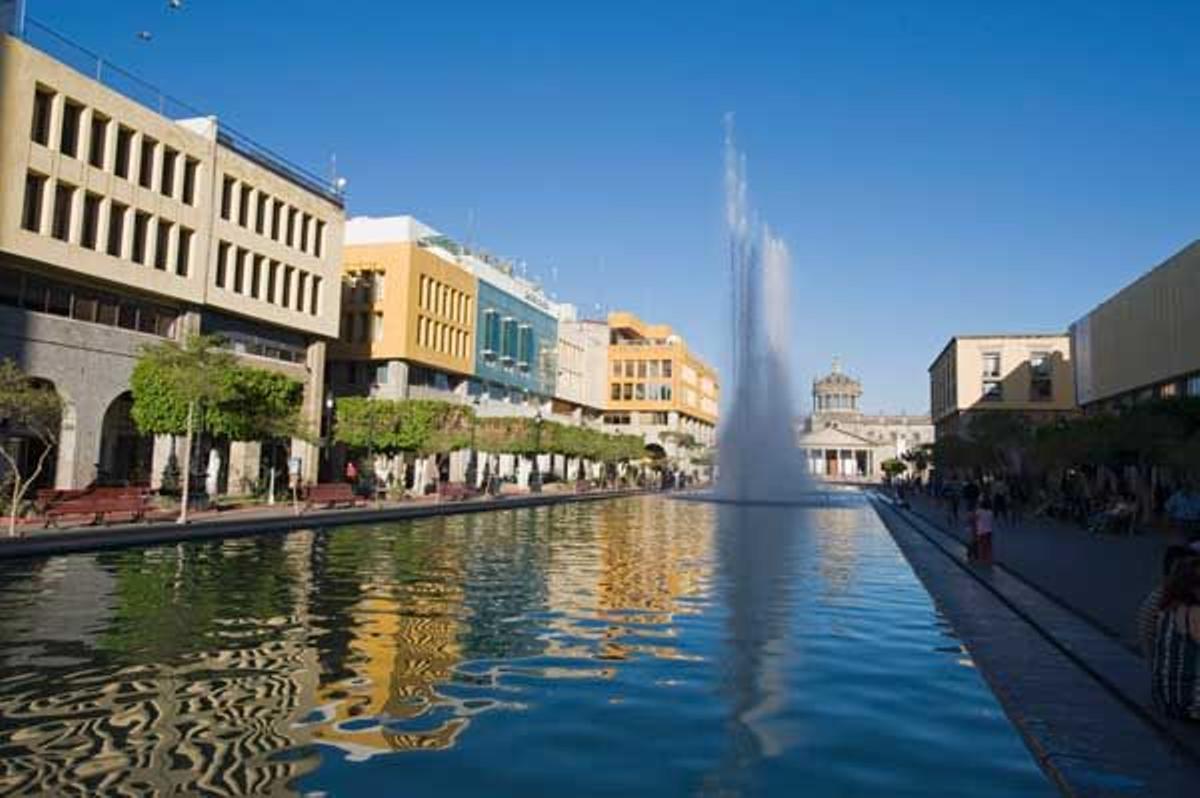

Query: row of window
22,172,194,276
417,274,471,324
0,265,177,338
31,85,201,205
816,393,858,411
609,382,674,402
611,358,675,380
416,314,471,360
480,310,537,370
343,270,385,306
219,175,325,258
213,241,322,315
603,412,671,426
340,310,384,344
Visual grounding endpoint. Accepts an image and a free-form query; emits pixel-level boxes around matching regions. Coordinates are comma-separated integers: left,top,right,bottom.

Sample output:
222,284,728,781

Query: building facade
603,311,719,450
797,361,933,481
928,334,1076,440
1071,240,1200,411
0,24,344,489
330,216,476,403
552,307,607,424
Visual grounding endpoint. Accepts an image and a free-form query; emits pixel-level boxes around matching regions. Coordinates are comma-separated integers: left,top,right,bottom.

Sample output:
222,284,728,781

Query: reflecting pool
0,494,1051,796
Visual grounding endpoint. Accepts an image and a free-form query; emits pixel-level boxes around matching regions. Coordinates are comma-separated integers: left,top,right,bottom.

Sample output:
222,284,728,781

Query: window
296,271,308,312
312,277,323,316
282,266,294,307
374,363,389,385
300,214,311,252
612,360,622,377
648,360,659,379
982,380,1003,401
31,87,53,145
72,292,97,323
132,212,151,263
517,324,532,369
154,221,172,270
114,126,134,179
81,193,101,250
160,147,178,197
234,248,247,293
182,158,199,205
637,360,648,378
611,383,621,400
138,136,156,189
221,176,235,219
174,227,192,277
662,359,672,378
22,172,46,233
59,99,82,158
215,242,230,288
249,255,262,298
314,220,326,257
107,202,127,257
357,311,368,343
287,208,297,246
982,352,1001,378
266,261,278,303
51,182,74,241
256,193,267,234
1161,383,1179,399
622,383,633,401
239,184,252,227
88,113,109,168
272,200,283,240
482,310,501,355
501,318,518,363
373,311,383,340
1029,352,1052,401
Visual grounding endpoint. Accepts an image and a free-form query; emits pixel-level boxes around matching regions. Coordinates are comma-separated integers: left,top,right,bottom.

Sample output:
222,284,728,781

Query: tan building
0,21,344,488
604,311,719,450
330,216,476,402
1071,240,1200,410
553,307,607,424
928,334,1076,439
798,361,933,481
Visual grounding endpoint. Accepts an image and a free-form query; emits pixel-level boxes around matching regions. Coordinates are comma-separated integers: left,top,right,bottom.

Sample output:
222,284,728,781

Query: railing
17,18,345,207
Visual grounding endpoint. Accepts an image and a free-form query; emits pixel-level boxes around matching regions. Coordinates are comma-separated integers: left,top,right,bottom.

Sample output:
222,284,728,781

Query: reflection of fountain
706,504,799,792
717,117,808,502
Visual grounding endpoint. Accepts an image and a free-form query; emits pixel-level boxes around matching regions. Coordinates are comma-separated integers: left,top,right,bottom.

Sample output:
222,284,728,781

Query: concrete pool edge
871,495,1200,797
0,488,660,560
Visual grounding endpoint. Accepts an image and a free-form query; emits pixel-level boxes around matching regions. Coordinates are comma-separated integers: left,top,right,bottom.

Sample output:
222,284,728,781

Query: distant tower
811,358,863,427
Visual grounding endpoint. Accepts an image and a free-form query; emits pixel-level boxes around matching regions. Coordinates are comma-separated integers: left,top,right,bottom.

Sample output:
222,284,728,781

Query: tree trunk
177,402,195,525
7,477,18,538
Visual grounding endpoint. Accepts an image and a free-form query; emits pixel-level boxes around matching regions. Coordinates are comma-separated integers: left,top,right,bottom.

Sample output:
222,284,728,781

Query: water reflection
0,496,1049,797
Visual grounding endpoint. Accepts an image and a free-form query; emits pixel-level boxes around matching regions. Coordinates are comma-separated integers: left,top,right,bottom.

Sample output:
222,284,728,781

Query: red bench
304,482,363,511
437,482,479,502
44,487,150,527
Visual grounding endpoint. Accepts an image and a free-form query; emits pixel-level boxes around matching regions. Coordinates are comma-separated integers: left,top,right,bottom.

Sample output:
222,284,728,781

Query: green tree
0,360,62,536
880,458,908,481
130,335,235,523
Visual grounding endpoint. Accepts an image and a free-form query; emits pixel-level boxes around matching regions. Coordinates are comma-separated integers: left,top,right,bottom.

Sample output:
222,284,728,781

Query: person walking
345,460,358,485
1150,557,1200,720
972,499,995,564
963,480,981,513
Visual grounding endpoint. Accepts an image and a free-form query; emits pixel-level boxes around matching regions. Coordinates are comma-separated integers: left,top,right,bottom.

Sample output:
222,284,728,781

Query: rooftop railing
18,18,345,207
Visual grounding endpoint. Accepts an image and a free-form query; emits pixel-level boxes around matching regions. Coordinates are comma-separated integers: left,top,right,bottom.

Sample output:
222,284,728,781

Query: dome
812,358,861,413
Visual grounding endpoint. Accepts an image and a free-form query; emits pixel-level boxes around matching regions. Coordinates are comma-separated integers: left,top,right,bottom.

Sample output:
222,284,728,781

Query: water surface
0,494,1051,796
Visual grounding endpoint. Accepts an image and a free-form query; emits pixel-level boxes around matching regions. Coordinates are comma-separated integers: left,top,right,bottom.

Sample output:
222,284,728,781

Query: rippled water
0,494,1051,797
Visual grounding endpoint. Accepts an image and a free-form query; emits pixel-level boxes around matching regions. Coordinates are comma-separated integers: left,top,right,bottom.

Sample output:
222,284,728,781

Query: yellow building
330,216,476,400
928,334,1076,440
604,311,719,448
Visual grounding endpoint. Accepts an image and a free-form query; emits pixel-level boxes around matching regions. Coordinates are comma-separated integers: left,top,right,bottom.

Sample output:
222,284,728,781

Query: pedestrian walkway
906,492,1168,652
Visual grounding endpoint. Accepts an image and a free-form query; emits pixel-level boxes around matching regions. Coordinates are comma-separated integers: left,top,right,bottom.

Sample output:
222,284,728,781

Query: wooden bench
35,488,88,514
45,488,150,527
304,482,363,511
437,482,479,502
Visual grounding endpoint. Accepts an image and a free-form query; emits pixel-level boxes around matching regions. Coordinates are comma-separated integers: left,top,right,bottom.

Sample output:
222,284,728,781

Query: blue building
473,278,557,400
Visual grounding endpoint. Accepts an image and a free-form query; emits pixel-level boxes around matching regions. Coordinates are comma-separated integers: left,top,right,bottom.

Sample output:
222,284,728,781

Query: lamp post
530,408,543,493
465,394,481,489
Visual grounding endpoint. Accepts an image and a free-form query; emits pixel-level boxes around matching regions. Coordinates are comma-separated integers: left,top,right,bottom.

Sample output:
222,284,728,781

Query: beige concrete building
1071,240,1200,411
798,361,933,481
928,334,1076,439
0,21,343,489
552,307,607,424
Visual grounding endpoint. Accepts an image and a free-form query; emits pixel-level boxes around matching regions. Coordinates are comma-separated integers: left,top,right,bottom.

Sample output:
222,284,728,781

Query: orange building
603,311,719,449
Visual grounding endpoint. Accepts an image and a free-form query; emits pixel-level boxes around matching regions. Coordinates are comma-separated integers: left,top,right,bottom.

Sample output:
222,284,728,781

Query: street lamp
530,408,544,493
465,394,481,489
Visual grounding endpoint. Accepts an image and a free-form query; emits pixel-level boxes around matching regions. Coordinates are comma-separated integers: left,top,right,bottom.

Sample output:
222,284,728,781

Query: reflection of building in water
310,521,468,758
0,533,322,797
594,498,713,660
811,507,862,598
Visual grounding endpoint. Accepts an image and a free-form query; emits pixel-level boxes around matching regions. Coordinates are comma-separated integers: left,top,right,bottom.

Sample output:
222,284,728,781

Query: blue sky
24,1,1200,413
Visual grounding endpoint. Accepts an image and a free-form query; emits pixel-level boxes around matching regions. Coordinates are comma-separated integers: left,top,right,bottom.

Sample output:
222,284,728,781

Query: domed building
797,360,933,481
